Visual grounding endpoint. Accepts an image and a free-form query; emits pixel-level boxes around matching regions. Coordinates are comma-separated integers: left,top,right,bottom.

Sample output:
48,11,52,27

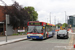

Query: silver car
57,30,69,39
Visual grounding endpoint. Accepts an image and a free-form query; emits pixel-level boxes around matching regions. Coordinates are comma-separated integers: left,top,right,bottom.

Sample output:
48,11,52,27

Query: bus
27,21,55,39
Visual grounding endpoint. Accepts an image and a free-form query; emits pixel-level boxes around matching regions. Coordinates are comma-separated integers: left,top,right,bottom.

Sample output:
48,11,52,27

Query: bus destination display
29,23,42,25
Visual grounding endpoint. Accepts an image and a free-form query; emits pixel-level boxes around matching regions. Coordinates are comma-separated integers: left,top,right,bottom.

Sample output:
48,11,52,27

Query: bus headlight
39,36,42,37
28,36,30,37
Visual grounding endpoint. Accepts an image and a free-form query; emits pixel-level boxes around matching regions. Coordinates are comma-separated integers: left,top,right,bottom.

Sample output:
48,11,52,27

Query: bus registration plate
33,34,36,36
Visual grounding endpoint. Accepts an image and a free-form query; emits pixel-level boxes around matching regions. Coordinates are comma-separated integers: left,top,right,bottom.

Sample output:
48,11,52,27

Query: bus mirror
43,27,45,29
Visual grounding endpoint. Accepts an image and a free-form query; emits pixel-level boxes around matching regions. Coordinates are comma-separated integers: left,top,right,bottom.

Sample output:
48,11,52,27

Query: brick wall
0,6,5,22
0,6,6,35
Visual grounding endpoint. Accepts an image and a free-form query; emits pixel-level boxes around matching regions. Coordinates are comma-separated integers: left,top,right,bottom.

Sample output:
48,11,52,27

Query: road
0,33,73,50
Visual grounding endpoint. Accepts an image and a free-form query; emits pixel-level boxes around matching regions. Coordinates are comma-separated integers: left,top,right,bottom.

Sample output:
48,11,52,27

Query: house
0,5,13,36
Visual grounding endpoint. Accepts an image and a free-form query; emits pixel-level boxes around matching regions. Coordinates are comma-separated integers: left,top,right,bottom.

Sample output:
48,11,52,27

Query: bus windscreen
28,26,43,33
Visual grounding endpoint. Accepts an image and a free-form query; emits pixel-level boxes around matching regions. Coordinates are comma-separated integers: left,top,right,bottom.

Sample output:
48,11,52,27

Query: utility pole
58,18,59,23
54,16,56,25
66,14,68,24
47,18,48,23
50,12,51,24
65,11,66,23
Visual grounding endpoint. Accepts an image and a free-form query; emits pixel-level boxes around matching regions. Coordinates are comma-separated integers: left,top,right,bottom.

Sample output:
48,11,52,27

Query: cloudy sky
0,0,75,24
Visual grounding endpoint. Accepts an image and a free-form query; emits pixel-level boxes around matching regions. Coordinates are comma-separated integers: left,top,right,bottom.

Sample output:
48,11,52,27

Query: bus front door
43,26,46,38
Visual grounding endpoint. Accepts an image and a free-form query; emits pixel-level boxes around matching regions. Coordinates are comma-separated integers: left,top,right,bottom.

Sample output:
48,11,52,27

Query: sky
0,0,75,24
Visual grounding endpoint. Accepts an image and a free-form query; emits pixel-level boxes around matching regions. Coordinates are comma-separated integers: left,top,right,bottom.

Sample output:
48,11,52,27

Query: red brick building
0,6,14,35
0,5,27,35
0,6,6,35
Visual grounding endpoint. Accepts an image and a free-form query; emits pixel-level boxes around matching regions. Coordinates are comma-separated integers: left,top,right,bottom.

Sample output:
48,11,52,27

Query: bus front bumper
27,36,43,39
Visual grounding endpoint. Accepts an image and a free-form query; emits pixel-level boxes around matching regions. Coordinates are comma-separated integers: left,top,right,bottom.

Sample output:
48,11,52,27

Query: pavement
0,35,27,46
71,33,75,49
0,35,27,42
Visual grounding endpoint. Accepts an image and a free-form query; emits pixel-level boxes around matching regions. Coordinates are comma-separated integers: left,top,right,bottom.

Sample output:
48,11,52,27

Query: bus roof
46,23,55,26
28,21,55,26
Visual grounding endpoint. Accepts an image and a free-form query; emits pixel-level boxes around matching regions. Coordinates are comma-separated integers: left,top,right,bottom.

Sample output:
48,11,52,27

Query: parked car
57,30,69,39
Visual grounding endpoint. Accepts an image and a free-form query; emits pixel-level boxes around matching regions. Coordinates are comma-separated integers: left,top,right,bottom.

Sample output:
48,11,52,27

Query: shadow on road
29,37,53,41
30,39,43,41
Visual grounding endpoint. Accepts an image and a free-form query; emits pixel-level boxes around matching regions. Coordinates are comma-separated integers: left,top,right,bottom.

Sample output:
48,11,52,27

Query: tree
3,1,30,28
1,0,38,29
56,23,62,28
56,25,60,28
62,23,68,27
24,6,38,21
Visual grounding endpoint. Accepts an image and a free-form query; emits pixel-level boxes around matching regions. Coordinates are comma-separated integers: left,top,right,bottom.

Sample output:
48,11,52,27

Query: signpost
18,30,25,32
18,30,25,35
6,14,9,42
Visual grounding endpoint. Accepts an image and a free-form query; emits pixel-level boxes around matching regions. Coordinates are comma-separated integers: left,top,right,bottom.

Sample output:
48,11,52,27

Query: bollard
74,44,75,48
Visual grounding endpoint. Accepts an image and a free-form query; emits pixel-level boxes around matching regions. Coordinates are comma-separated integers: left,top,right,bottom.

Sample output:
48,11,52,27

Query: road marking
54,46,73,50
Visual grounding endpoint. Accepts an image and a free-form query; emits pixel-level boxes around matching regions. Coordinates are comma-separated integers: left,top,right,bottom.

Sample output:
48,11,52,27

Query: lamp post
47,18,48,23
50,12,51,24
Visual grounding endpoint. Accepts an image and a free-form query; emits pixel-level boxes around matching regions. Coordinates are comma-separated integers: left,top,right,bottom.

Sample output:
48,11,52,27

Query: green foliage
12,33,19,35
56,25,60,28
12,32,26,36
62,23,68,27
6,2,38,28
24,6,38,21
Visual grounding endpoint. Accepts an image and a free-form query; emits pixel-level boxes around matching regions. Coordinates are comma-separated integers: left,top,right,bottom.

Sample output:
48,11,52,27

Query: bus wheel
51,33,54,37
32,39,36,40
